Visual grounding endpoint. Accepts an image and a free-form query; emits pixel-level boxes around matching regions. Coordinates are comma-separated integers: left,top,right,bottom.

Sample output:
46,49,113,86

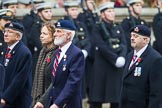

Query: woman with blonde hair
31,22,57,107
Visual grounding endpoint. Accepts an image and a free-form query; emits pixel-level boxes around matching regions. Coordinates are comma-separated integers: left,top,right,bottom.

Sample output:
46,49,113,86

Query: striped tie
129,55,137,69
52,48,61,77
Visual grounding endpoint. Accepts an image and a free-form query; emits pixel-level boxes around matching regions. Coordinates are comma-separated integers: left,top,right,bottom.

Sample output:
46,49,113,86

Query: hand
34,102,44,108
1,99,6,107
115,56,125,68
50,104,59,108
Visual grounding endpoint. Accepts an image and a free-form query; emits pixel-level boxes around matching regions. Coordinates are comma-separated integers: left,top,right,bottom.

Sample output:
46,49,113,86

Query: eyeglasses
4,29,18,35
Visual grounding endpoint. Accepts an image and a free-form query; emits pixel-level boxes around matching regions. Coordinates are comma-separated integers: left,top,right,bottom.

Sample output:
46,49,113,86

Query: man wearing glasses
0,22,32,108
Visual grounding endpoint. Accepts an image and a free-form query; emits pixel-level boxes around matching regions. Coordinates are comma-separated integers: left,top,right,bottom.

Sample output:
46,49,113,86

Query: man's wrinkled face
53,28,68,47
130,32,149,51
4,28,20,46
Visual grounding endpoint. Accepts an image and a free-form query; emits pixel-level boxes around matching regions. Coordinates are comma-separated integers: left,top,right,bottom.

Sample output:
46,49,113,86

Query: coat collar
123,45,151,78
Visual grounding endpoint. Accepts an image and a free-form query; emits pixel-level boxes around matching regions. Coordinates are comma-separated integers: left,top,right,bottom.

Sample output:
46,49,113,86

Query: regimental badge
6,11,12,17
4,59,9,66
9,23,13,27
134,27,139,32
57,22,61,27
134,67,142,77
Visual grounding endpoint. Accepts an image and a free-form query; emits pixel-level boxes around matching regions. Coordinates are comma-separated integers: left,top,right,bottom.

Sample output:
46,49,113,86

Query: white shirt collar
134,44,148,58
59,41,72,62
8,41,19,52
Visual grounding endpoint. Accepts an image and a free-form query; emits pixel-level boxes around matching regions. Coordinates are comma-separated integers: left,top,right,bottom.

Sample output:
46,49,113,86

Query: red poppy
137,57,142,63
46,57,51,63
6,53,11,59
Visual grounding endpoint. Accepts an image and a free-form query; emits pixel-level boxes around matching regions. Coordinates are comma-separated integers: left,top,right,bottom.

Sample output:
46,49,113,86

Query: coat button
50,96,52,99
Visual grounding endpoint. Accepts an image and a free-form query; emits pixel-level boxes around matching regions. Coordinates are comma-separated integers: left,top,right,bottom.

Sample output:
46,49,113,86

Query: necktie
52,48,61,77
132,55,137,62
129,55,137,69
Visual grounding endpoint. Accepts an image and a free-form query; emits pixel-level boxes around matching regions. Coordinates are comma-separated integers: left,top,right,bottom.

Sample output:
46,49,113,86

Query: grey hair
16,31,23,40
64,29,75,41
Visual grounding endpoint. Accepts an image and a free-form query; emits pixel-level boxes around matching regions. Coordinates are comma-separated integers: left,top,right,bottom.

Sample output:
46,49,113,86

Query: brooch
134,67,142,76
135,57,142,65
63,54,67,71
134,57,142,76
46,55,51,63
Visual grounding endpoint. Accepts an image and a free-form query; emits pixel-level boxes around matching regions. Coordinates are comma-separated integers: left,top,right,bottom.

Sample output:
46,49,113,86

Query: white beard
54,35,67,46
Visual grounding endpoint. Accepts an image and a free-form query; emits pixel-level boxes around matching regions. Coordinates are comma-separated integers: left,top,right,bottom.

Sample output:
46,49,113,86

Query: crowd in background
0,0,162,108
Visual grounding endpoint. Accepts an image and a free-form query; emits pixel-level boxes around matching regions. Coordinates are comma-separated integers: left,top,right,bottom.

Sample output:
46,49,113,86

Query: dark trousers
110,103,119,108
89,102,102,108
90,102,118,108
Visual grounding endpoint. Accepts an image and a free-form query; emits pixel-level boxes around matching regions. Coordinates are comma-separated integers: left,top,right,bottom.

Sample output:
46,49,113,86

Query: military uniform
21,0,44,45
90,21,127,103
152,12,162,55
89,2,127,108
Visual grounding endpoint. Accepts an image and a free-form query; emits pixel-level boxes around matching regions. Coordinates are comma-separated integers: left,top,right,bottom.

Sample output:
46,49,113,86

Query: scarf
31,46,56,106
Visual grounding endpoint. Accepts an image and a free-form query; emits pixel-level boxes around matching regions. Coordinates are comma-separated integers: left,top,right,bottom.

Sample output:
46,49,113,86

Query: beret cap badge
9,23,13,27
134,27,139,32
57,22,61,27
6,11,12,17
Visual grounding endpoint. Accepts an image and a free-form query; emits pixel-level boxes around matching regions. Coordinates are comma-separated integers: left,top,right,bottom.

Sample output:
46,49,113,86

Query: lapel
2,41,22,66
7,41,22,62
123,46,151,78
51,44,74,84
56,44,73,75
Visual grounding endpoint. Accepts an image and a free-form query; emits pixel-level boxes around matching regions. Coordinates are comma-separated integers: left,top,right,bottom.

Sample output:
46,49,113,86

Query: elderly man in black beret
33,19,85,108
0,22,32,108
119,25,162,108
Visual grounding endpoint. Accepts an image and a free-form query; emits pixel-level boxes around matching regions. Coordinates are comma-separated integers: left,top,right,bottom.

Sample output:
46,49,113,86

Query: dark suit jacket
46,43,85,108
0,64,5,108
119,45,162,108
0,41,32,108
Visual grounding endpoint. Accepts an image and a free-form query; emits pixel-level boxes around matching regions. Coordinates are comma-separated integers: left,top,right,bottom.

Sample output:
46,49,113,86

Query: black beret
130,25,151,37
5,22,24,33
55,19,76,31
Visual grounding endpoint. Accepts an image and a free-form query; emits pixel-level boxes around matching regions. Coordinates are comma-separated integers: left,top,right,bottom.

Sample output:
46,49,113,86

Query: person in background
0,9,14,54
0,22,32,108
2,0,17,17
63,0,91,99
17,0,31,9
121,0,148,53
119,25,162,108
21,0,44,37
115,0,126,7
2,0,28,44
152,0,162,55
0,64,5,108
89,1,127,108
32,22,57,107
45,19,85,108
28,2,53,81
